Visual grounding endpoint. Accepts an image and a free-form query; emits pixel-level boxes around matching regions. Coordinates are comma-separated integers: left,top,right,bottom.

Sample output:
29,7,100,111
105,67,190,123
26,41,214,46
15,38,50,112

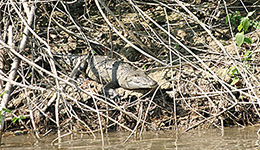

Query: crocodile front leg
103,81,120,102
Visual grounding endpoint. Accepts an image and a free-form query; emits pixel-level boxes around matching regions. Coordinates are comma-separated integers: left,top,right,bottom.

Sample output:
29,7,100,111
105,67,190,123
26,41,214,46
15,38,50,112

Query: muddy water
1,127,260,149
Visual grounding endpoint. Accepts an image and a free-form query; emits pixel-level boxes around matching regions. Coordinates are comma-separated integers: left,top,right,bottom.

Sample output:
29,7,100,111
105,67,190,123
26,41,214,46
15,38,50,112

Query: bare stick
95,0,166,65
0,2,36,132
89,84,104,147
185,102,238,132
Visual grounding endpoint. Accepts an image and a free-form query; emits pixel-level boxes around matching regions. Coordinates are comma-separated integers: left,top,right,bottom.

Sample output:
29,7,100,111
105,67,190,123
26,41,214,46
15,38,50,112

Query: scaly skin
54,54,158,97
86,55,157,89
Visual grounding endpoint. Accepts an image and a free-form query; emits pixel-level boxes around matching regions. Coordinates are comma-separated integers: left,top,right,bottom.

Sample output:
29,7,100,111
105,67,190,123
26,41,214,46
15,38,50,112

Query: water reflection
1,127,260,149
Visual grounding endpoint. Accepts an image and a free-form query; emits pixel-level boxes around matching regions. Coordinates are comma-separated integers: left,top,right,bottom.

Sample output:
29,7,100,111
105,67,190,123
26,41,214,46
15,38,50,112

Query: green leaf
237,24,243,32
0,116,2,125
228,66,239,76
19,115,26,120
241,17,250,32
231,77,239,86
12,117,18,123
2,108,12,113
143,64,147,70
226,14,232,24
243,51,252,61
247,10,255,17
235,32,244,47
234,16,242,24
0,91,6,97
244,51,252,57
235,11,241,16
91,50,96,55
244,37,252,45
231,68,239,75
253,21,260,29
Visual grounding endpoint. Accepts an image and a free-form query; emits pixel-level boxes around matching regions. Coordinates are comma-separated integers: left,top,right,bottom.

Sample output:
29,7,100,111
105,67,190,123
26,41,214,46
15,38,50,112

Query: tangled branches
0,0,260,143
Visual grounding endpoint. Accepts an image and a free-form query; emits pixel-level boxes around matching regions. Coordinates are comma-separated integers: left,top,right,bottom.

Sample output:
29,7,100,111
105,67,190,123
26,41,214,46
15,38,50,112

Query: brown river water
1,127,260,149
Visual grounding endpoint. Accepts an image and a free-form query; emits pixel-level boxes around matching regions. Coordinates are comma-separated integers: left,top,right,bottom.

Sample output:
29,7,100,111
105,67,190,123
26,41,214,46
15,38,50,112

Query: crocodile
54,54,158,98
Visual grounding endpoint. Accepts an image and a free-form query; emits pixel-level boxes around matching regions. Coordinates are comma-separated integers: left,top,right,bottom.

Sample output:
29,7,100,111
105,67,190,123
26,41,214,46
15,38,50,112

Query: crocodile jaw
121,72,158,89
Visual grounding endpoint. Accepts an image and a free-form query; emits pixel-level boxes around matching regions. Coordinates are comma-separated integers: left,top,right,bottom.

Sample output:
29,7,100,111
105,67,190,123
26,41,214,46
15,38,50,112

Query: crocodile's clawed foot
112,94,121,103
105,88,121,103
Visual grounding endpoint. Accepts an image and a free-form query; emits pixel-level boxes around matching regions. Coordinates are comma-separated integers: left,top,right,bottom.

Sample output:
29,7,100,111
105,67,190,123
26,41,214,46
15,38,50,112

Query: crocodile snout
148,78,158,88
124,74,158,89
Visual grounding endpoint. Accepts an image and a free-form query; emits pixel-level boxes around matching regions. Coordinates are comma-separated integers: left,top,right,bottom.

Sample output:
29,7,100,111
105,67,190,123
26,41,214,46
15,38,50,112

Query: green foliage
226,11,258,86
0,106,25,125
2,108,12,114
243,51,252,61
12,115,26,124
226,10,257,47
228,66,239,76
235,32,244,47
0,91,6,97
240,17,250,32
225,11,242,26
0,91,27,127
91,50,96,55
230,77,239,86
252,20,260,29
227,66,240,86
142,64,147,70
244,37,252,45
0,108,12,125
227,51,253,86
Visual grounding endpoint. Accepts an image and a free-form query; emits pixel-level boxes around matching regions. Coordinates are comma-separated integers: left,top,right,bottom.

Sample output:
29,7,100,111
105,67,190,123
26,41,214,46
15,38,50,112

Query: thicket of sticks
0,0,260,144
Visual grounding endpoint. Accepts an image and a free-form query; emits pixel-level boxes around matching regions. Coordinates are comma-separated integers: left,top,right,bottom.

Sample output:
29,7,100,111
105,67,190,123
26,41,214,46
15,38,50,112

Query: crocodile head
120,71,158,89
